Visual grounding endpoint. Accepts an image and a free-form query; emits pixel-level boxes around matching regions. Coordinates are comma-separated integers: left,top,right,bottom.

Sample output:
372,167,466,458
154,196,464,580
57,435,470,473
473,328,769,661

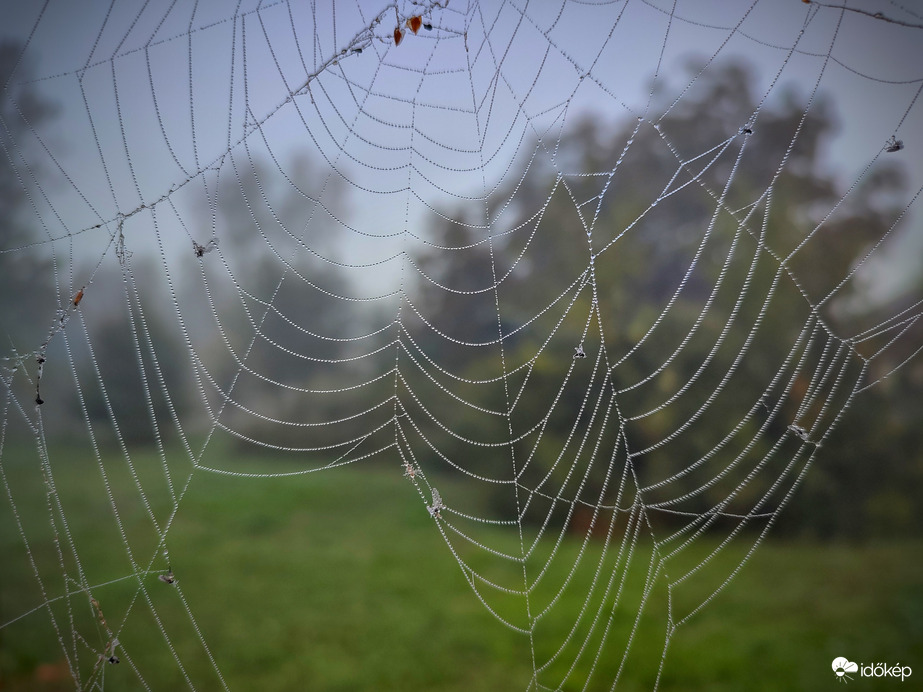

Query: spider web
1,0,921,689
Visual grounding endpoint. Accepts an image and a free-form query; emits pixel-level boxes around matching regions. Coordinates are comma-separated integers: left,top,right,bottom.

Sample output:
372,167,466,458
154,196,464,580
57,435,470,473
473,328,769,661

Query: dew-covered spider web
1,0,921,689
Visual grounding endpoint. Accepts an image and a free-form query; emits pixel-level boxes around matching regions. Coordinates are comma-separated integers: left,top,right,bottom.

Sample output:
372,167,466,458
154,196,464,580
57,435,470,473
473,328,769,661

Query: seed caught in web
73,287,85,307
158,568,175,584
885,135,904,153
427,488,444,518
574,344,587,359
406,16,422,34
394,27,404,46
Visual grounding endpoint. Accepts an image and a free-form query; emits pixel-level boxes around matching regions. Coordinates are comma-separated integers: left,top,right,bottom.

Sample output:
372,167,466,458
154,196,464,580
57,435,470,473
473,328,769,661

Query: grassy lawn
1,444,920,690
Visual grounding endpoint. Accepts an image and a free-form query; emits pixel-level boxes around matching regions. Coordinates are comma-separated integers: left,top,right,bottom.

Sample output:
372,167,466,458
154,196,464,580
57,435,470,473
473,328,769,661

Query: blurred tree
186,153,383,450
0,41,59,352
410,60,919,538
75,153,361,447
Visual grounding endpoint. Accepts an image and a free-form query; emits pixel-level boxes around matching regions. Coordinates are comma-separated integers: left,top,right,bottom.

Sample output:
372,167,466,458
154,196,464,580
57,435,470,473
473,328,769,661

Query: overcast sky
2,0,921,301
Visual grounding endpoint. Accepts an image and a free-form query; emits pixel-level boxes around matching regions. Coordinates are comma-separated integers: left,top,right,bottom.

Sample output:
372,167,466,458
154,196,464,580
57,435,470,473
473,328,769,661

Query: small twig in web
89,599,120,670
802,1,923,30
90,598,107,629
292,4,398,96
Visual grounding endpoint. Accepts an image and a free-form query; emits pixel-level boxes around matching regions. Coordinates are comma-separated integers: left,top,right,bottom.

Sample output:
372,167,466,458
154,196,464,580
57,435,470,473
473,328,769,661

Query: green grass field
1,445,920,690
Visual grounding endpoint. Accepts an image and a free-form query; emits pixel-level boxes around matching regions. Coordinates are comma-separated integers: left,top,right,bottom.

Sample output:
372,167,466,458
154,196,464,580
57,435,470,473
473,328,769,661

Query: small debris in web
423,22,433,31
107,639,120,664
158,568,175,584
394,27,404,46
193,238,219,257
403,462,417,479
427,488,444,518
788,423,808,440
406,16,422,34
884,135,904,153
574,344,587,359
35,356,46,405
115,230,131,266
72,287,85,307
787,423,818,445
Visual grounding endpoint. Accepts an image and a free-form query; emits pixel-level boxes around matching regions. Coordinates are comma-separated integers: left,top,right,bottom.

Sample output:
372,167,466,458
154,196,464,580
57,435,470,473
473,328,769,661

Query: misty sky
2,0,921,301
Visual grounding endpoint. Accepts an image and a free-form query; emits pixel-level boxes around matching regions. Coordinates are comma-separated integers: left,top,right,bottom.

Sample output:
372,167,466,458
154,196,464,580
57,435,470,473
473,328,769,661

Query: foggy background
1,1,921,689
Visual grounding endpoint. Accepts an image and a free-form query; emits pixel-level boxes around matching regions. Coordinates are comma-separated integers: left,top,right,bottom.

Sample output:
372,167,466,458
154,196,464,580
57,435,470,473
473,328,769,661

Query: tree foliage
410,61,920,538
